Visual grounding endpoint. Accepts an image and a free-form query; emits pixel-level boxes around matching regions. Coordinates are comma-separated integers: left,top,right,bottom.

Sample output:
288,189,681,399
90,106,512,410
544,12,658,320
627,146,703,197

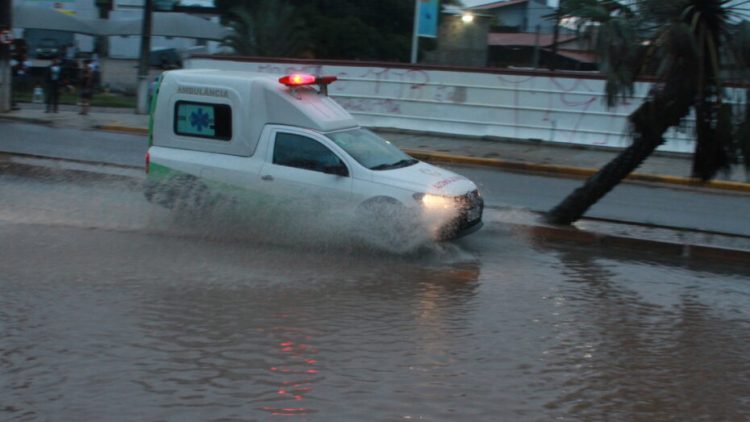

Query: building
486,32,597,70
468,0,597,70
13,0,99,58
12,0,225,60
469,0,556,33
106,0,224,60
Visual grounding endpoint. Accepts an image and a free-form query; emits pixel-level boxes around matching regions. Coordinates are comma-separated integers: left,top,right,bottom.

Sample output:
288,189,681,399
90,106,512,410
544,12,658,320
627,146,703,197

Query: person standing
78,60,94,115
45,58,62,113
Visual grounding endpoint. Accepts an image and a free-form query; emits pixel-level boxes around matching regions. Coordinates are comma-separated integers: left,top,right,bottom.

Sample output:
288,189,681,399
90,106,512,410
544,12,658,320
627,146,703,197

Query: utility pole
550,0,566,71
0,0,12,112
136,0,153,114
410,0,420,64
550,6,561,71
532,24,541,68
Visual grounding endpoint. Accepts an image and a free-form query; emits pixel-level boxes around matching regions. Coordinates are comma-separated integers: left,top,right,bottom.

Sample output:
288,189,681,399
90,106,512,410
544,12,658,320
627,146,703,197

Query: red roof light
279,73,317,87
278,74,338,93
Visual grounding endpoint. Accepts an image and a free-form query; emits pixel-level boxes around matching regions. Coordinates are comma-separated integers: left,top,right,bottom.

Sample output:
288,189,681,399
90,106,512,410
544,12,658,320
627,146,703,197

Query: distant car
35,39,60,59
149,48,183,69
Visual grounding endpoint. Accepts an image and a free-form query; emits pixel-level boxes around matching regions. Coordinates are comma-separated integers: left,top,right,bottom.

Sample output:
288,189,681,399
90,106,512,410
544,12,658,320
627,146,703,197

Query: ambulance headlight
414,193,455,209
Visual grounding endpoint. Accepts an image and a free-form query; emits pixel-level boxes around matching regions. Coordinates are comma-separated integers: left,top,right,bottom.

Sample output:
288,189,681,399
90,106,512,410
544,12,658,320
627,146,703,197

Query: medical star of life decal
190,108,210,132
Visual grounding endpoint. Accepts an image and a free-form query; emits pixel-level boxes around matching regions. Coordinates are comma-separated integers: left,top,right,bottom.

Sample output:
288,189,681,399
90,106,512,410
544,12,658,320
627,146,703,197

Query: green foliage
561,0,750,179
216,0,457,62
220,0,307,57
737,90,750,171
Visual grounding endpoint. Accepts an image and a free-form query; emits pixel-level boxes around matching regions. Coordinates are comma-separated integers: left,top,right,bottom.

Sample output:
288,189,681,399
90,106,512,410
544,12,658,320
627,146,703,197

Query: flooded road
1,165,749,421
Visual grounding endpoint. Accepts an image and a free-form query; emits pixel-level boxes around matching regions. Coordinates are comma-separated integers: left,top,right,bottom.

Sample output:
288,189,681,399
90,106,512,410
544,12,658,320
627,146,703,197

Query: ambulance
144,69,483,241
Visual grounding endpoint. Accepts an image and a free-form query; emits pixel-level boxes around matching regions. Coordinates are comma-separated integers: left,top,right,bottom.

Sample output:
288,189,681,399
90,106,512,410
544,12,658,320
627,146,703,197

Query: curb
95,124,149,136
512,222,750,262
8,118,750,194
404,149,750,194
0,115,55,126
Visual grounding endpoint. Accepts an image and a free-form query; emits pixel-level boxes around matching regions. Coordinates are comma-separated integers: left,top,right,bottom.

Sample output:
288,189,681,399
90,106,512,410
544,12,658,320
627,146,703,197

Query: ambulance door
259,127,354,214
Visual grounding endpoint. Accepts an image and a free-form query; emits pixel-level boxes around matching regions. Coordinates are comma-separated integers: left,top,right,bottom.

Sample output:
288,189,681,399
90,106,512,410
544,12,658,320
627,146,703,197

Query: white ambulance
144,69,483,241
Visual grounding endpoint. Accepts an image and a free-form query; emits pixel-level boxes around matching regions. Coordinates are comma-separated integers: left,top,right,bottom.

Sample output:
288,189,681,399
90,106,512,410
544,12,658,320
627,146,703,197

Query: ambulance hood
371,161,478,196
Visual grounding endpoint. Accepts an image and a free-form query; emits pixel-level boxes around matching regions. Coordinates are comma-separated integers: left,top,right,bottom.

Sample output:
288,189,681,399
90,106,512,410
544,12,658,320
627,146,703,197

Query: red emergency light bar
278,73,338,95
279,73,316,86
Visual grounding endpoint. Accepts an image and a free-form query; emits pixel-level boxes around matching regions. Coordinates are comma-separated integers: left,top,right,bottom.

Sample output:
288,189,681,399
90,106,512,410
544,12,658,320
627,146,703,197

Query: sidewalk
2,102,750,259
3,102,749,193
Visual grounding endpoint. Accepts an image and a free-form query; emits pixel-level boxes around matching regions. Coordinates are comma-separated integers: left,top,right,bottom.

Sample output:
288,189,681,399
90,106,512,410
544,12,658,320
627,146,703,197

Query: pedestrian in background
45,58,62,113
10,55,31,110
79,60,94,115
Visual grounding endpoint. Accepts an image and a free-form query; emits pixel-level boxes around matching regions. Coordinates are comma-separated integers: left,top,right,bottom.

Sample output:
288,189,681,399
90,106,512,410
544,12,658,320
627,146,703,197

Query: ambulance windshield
326,128,417,171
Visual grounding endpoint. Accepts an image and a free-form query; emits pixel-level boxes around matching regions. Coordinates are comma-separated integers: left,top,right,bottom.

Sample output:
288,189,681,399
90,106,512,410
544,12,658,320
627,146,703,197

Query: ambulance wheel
171,175,209,211
143,178,179,209
145,175,207,211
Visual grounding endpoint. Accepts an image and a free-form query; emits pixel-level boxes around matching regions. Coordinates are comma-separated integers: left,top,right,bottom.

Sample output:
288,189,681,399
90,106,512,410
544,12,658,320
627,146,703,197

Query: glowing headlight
415,193,455,209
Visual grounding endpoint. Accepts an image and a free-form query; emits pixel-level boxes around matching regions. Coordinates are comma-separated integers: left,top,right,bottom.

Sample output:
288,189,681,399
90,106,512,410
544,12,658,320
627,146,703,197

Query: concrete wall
186,57,746,154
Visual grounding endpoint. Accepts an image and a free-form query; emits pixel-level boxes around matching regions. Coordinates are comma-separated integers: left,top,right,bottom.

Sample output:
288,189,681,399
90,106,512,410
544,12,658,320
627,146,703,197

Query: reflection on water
1,168,750,420
532,244,750,420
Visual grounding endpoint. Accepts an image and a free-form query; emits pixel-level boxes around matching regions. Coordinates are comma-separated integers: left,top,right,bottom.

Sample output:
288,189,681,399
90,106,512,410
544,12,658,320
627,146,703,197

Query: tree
216,0,461,62
544,0,750,226
220,0,307,57
1,0,11,112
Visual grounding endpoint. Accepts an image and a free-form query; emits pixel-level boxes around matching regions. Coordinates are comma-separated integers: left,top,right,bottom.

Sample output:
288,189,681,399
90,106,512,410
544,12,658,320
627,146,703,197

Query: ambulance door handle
261,175,274,181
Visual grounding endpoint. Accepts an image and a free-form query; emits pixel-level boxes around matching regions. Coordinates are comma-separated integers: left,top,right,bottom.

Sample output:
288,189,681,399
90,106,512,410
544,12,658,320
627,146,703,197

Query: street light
461,13,474,24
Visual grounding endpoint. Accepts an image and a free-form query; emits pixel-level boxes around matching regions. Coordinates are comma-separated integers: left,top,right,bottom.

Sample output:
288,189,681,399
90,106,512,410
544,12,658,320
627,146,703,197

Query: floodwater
1,165,750,421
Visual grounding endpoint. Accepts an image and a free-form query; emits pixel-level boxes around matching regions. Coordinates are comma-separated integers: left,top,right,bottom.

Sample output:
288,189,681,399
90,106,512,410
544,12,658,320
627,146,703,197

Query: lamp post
136,0,153,114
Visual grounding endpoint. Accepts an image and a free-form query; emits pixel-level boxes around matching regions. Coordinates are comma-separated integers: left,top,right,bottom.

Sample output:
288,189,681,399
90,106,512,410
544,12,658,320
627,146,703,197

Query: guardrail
187,56,746,154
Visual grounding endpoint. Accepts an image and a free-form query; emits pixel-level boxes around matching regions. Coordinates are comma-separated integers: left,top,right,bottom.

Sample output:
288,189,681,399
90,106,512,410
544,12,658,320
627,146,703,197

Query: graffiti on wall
193,58,705,152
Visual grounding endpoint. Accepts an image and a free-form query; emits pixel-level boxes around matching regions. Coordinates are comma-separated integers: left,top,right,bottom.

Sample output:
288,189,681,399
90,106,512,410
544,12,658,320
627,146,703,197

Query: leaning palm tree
545,0,750,225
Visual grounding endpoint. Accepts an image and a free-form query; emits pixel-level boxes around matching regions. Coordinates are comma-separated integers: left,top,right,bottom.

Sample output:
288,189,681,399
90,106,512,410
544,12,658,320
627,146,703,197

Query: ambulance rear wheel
171,175,209,211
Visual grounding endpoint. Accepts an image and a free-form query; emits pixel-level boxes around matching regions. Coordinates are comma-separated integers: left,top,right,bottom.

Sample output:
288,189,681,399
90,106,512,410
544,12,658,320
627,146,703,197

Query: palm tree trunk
543,127,664,225
545,76,696,225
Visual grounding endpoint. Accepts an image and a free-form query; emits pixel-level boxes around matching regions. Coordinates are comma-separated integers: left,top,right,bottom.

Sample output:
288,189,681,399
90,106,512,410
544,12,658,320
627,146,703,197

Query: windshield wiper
371,158,418,171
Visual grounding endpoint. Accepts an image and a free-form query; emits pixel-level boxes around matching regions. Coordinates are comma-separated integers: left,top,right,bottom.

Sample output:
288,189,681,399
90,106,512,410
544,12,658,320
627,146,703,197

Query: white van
144,69,483,241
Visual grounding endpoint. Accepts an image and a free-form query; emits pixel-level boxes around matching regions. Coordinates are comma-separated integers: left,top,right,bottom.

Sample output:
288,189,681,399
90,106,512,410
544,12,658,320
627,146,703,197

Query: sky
174,0,560,7
177,0,215,6
461,0,747,20
461,0,558,6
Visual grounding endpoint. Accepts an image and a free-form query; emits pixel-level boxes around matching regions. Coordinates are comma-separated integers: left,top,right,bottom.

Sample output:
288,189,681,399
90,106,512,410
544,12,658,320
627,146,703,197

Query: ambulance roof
163,69,358,133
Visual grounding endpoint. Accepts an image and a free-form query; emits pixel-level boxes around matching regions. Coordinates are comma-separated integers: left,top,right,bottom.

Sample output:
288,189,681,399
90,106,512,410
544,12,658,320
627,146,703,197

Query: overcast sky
462,0,748,19
461,0,558,6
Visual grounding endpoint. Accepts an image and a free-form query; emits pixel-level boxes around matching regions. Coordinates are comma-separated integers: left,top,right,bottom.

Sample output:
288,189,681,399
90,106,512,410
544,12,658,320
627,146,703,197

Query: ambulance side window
273,132,346,174
174,101,232,141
